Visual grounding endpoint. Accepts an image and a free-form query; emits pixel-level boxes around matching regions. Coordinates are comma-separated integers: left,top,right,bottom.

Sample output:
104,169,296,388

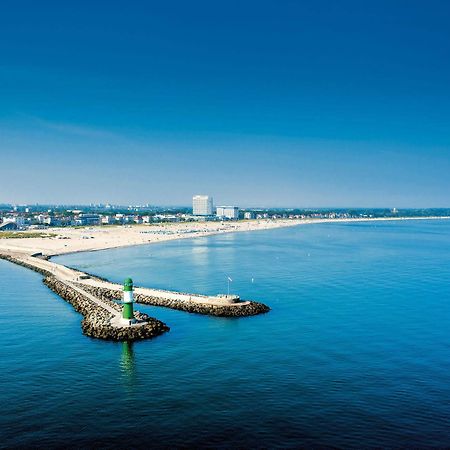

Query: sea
1,219,449,448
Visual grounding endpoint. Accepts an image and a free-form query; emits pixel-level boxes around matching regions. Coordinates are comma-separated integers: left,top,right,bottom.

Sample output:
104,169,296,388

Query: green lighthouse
123,277,134,320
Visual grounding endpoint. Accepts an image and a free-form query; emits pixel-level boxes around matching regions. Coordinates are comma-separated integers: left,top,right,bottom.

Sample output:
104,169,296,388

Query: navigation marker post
227,276,233,296
123,277,135,324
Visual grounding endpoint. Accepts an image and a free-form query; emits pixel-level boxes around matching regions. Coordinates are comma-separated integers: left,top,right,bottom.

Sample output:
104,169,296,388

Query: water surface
2,220,450,448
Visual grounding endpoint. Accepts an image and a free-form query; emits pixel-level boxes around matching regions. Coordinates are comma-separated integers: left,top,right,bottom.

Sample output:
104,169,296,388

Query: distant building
2,216,25,226
29,224,46,230
101,215,114,225
0,222,18,231
154,214,179,222
43,217,55,226
75,214,101,226
216,206,239,220
193,195,213,216
244,211,255,220
114,214,135,224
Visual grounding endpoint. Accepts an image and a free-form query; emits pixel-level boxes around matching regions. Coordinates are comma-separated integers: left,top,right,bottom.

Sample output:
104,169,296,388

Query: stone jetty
44,277,169,341
78,283,270,317
0,250,270,341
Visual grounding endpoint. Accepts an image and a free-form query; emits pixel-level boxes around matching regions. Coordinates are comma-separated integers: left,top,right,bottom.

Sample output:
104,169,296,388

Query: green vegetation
0,232,57,239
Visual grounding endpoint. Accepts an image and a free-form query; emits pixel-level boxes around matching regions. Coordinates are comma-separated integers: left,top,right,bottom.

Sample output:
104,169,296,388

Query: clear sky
1,0,449,207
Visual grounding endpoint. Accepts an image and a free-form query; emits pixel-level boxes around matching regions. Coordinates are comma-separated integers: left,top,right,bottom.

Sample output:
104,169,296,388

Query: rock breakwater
79,284,270,317
44,277,169,341
0,253,52,277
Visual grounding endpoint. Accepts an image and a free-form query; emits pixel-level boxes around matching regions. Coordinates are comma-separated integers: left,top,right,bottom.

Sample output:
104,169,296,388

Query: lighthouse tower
123,277,135,323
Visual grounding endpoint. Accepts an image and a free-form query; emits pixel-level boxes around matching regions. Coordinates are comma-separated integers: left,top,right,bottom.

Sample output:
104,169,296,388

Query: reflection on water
120,341,136,389
190,241,211,267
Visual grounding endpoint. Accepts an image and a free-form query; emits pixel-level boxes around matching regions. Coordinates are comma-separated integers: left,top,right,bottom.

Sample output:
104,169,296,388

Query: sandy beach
1,216,449,257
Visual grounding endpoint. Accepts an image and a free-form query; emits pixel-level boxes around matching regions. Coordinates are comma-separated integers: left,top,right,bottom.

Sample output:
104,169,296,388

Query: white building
216,206,239,220
244,211,255,220
114,213,135,224
101,215,114,225
43,217,55,226
193,195,213,216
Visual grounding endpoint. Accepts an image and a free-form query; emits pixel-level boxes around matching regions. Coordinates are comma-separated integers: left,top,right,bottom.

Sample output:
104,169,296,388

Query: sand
0,217,449,257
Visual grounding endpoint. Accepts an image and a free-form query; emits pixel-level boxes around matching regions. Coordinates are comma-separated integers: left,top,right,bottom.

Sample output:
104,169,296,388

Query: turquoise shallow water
1,220,450,448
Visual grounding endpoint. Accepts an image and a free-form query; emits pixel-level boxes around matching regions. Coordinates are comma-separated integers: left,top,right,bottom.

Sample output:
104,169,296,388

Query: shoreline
56,216,450,258
0,216,449,258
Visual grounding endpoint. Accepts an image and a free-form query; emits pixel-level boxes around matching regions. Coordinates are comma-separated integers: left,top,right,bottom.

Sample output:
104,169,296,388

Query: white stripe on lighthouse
123,291,133,303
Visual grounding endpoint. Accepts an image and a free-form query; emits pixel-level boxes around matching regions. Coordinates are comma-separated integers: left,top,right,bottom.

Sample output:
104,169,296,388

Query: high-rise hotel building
192,195,214,216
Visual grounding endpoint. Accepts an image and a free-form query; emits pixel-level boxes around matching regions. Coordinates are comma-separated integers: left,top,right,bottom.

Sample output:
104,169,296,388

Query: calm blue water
1,220,450,448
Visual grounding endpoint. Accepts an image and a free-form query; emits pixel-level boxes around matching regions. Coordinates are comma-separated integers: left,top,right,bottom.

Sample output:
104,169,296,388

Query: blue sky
1,0,449,207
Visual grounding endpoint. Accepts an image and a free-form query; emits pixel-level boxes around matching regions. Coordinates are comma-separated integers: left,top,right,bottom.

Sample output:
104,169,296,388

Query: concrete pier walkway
8,251,250,308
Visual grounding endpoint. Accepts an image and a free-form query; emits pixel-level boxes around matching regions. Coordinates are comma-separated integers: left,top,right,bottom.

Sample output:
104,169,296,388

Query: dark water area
2,220,450,448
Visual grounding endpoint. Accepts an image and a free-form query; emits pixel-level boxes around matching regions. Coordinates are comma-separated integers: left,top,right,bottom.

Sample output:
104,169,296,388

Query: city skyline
1,1,450,207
